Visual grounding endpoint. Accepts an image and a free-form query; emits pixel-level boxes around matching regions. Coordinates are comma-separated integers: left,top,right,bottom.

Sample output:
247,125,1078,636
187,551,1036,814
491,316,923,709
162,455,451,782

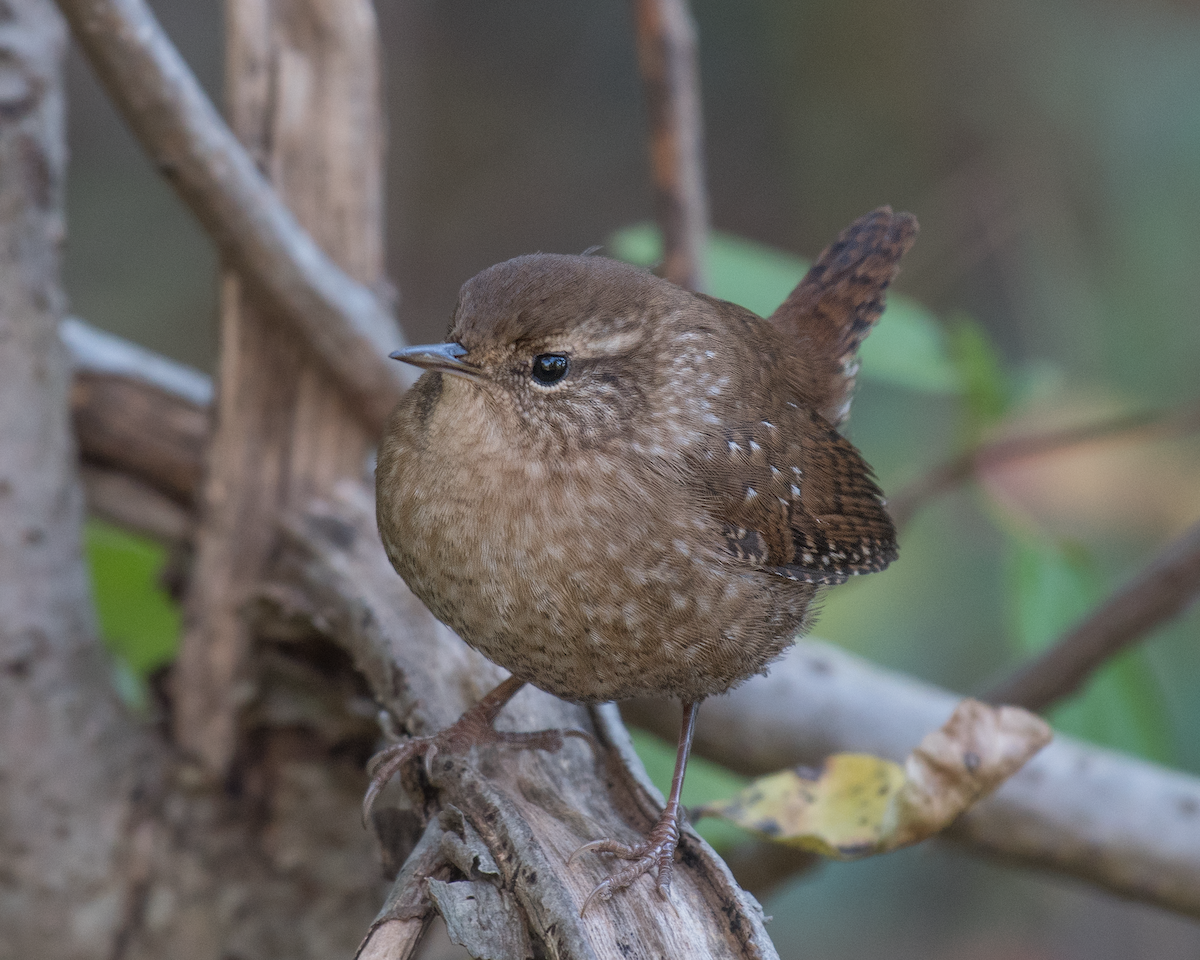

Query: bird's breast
375,383,812,702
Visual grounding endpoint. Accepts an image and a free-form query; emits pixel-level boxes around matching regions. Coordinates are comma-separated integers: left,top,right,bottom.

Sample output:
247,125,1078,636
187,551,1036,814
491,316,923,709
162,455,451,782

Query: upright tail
769,207,918,427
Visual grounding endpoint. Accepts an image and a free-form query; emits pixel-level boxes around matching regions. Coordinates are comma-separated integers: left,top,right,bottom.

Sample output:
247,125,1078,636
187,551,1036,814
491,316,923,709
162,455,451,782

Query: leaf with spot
694,699,1051,858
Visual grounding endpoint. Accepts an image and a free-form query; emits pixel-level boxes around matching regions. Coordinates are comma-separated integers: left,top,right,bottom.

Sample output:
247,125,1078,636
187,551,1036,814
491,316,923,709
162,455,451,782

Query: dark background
65,1,1200,957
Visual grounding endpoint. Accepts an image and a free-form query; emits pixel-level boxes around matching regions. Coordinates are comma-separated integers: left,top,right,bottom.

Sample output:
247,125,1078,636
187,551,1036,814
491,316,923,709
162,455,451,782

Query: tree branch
984,517,1200,711
888,402,1200,529
63,320,1200,920
631,0,709,291
53,0,409,434
623,642,1200,919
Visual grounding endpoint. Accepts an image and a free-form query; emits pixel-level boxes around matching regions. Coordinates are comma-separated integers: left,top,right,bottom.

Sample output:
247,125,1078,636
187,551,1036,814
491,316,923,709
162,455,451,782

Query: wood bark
0,4,162,956
177,0,389,775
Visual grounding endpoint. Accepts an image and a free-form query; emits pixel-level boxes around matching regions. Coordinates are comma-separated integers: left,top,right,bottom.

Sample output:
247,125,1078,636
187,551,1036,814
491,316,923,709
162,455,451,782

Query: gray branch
624,642,1200,919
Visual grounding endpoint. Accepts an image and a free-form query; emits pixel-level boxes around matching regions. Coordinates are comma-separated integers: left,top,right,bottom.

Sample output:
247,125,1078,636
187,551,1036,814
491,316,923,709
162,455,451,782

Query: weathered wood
270,484,780,960
53,0,406,432
0,3,164,955
177,0,389,774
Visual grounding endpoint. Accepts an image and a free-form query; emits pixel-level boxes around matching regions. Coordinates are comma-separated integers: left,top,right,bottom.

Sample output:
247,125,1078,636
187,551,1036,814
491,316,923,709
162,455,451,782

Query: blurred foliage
85,520,179,709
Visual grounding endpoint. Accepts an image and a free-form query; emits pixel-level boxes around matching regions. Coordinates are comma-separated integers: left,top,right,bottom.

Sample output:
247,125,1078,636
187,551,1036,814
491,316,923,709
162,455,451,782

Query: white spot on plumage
749,440,762,453
790,484,801,497
745,487,757,500
761,420,775,429
728,440,741,454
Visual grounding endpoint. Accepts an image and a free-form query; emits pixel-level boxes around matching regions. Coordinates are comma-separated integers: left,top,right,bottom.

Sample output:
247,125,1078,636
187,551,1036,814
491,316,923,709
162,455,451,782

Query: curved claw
361,739,424,826
570,830,681,916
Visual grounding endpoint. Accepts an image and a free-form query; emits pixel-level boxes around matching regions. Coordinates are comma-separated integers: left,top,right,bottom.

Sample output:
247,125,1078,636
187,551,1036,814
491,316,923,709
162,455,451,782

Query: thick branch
623,642,1200,919
53,0,408,434
631,0,709,291
985,517,1200,711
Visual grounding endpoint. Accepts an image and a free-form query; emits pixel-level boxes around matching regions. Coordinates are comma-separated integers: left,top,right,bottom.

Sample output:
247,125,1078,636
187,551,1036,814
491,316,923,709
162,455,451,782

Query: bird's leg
572,700,699,914
363,675,587,821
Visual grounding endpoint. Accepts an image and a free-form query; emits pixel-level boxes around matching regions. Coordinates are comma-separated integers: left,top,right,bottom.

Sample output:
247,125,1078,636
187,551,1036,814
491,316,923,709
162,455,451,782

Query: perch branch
64,320,1200,921
984,517,1200,711
631,0,709,291
266,483,780,959
888,401,1200,528
53,0,407,434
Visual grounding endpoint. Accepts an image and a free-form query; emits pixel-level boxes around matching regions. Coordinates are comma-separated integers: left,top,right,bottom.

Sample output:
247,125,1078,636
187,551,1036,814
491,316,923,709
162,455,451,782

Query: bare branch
65,321,210,509
623,641,1200,919
631,0,709,292
985,518,1200,711
53,0,408,434
888,402,1200,529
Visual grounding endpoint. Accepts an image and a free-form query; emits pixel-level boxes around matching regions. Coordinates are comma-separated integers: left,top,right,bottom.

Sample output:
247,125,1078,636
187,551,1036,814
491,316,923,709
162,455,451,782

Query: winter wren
368,207,917,910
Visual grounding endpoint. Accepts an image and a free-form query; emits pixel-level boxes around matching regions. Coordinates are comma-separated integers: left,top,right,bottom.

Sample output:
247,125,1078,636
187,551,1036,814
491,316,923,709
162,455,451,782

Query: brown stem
630,0,709,292
985,517,1200,712
53,0,407,434
888,401,1200,529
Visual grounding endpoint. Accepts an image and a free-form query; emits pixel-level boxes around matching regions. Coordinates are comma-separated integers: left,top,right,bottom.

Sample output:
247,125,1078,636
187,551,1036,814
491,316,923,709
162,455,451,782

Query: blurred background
67,0,1200,957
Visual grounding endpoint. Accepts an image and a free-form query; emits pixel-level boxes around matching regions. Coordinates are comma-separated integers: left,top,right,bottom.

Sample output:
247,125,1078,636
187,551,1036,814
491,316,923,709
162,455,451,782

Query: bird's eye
531,353,570,386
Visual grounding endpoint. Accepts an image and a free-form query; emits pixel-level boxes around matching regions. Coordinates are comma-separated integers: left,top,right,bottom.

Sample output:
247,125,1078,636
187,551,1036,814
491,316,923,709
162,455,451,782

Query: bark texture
177,0,391,775
0,3,160,955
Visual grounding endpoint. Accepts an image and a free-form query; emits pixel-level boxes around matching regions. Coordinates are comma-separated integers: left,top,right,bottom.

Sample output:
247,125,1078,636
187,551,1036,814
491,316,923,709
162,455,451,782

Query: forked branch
53,0,407,433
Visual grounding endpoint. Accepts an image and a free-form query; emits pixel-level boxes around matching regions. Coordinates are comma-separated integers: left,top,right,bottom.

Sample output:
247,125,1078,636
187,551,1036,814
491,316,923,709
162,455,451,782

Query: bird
367,206,917,912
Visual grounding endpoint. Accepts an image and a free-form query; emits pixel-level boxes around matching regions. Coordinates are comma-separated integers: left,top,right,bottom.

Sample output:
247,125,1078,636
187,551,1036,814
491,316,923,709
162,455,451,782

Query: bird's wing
769,207,917,428
686,402,898,585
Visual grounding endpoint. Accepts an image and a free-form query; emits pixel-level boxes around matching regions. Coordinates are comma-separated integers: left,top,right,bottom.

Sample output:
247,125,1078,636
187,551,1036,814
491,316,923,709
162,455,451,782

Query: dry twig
624,641,1200,919
985,517,1200,711
631,0,709,291
888,402,1200,529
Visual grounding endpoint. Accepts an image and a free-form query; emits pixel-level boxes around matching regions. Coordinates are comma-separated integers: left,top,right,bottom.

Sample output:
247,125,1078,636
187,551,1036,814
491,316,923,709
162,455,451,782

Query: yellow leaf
694,699,1051,859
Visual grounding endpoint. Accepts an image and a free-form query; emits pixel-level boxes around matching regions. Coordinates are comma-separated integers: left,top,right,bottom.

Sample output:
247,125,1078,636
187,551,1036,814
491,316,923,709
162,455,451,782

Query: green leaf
945,314,1012,433
608,223,961,395
85,520,181,682
1006,533,1172,763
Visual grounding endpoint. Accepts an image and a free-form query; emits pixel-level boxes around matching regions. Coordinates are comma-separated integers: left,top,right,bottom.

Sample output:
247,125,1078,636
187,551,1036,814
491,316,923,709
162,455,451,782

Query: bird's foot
362,682,592,824
570,804,683,915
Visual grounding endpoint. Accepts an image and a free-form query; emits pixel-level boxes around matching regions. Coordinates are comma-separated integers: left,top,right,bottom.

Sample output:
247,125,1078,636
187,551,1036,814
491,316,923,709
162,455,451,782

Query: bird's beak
388,342,480,381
